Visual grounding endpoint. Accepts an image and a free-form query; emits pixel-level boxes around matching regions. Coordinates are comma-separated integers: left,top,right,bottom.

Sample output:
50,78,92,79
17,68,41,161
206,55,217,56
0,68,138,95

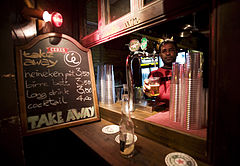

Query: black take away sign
16,33,100,135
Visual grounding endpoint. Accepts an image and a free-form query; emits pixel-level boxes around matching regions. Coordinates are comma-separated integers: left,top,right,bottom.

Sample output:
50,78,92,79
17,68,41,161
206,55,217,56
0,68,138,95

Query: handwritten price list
21,47,95,130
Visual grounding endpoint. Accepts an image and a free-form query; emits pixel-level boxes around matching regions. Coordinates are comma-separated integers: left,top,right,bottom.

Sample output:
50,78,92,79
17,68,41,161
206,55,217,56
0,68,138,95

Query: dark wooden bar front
70,118,209,166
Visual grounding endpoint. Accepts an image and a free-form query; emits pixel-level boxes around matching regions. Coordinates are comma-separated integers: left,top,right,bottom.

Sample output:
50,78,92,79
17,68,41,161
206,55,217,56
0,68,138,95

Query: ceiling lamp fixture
179,13,199,38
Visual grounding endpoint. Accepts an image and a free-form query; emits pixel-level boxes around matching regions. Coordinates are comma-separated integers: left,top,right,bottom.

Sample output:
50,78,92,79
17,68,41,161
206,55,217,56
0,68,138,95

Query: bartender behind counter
143,39,178,111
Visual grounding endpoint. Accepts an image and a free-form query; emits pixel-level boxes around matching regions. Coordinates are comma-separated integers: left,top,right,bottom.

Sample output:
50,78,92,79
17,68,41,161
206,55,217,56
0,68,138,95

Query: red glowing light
51,12,63,27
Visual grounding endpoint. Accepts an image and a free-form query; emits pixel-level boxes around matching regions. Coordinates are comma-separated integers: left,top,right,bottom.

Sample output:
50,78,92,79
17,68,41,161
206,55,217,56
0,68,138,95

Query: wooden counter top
70,119,209,166
99,102,208,162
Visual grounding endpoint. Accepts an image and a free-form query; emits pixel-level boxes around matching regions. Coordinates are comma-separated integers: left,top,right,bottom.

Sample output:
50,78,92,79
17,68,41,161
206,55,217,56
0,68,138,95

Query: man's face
160,43,177,67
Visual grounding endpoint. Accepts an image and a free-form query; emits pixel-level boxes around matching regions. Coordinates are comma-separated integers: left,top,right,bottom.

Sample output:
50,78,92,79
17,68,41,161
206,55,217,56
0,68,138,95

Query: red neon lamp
51,12,63,27
22,7,63,28
43,11,63,27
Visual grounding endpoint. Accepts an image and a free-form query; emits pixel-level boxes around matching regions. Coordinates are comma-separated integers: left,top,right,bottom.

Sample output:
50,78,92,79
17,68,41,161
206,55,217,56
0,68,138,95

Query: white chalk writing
22,47,95,130
27,106,95,129
64,51,81,67
22,49,58,68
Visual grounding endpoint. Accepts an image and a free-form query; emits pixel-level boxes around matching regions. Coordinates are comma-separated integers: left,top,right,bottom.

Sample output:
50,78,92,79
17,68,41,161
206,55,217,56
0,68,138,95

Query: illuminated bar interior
1,0,240,165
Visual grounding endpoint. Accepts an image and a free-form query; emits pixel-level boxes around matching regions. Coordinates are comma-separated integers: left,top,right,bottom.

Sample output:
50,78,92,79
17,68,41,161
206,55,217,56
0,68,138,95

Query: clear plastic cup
149,77,160,97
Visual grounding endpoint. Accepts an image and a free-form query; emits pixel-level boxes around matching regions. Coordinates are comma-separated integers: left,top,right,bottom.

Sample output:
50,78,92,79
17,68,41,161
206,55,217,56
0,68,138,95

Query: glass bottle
119,94,135,158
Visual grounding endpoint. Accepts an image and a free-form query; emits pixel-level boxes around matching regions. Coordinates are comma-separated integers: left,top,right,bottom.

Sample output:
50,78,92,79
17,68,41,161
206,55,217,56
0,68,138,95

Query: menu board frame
16,33,100,135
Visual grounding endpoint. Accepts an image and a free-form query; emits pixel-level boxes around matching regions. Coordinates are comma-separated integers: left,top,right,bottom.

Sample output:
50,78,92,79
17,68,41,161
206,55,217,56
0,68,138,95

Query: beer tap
126,38,157,112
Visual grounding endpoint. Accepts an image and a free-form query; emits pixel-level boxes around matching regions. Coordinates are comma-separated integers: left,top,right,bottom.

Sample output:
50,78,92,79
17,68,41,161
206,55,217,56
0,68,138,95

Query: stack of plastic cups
179,64,185,125
181,51,204,130
97,65,105,103
105,64,116,104
96,64,116,104
96,65,100,101
169,62,181,122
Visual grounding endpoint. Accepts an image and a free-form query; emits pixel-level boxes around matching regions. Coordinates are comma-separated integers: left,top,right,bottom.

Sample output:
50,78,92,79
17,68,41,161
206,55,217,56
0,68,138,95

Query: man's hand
143,79,152,97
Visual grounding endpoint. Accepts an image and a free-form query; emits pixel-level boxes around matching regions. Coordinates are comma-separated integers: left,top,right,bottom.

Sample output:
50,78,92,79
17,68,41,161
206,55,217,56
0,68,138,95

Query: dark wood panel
0,0,25,165
209,0,240,165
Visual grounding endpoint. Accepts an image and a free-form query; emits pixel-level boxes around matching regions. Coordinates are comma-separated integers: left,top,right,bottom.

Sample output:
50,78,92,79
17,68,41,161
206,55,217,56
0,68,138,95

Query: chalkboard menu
16,33,100,135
